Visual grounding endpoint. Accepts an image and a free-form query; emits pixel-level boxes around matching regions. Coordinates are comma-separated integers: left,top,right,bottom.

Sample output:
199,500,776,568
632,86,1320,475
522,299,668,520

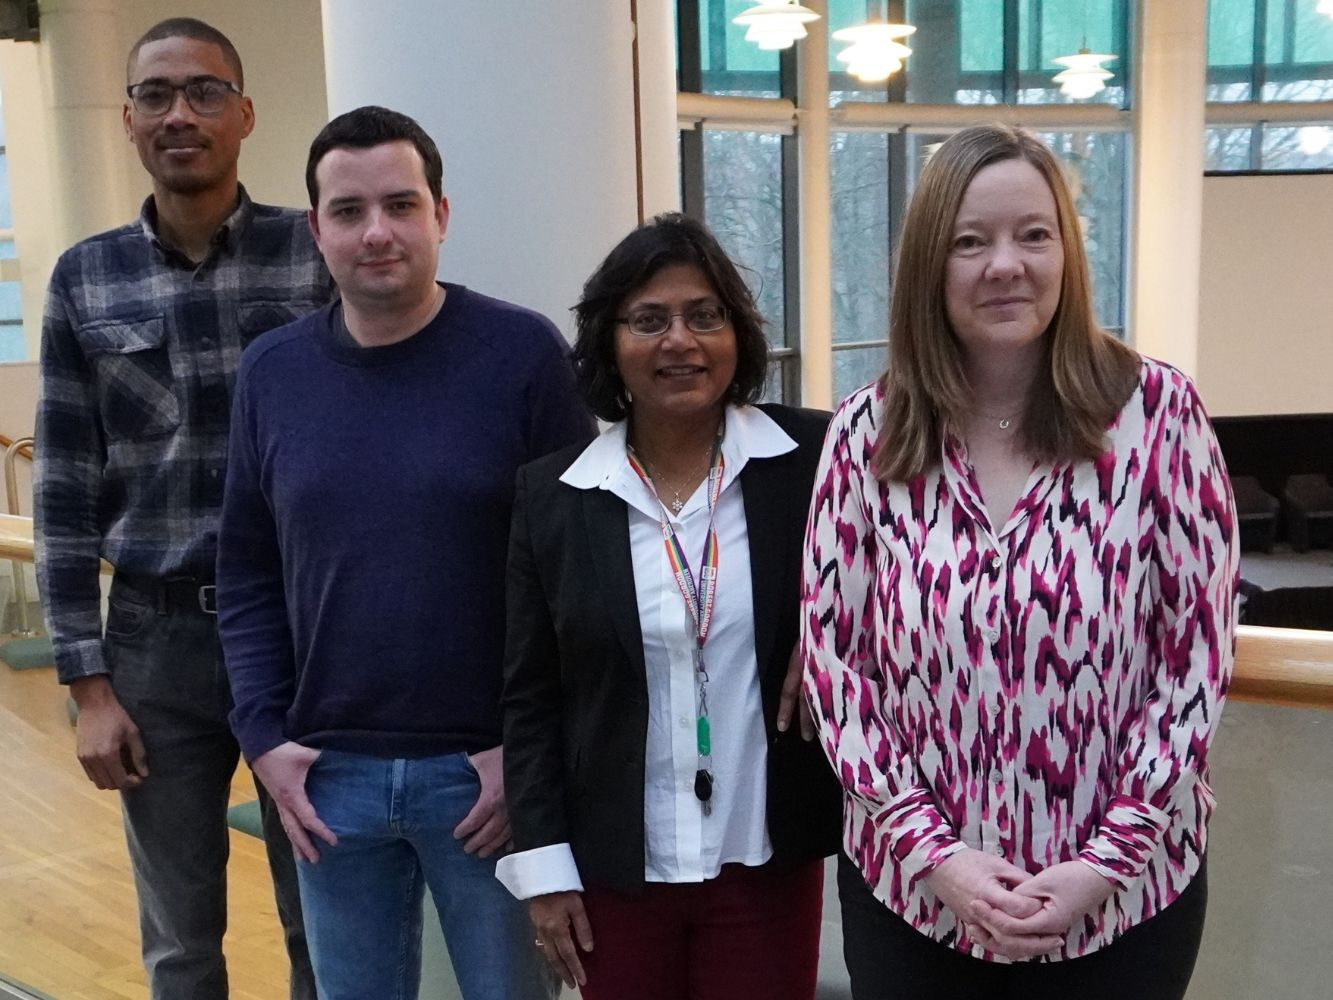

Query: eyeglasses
126,76,242,117
616,305,730,337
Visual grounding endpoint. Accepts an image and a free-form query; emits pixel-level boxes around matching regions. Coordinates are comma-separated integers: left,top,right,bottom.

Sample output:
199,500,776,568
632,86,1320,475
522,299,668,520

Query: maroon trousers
577,859,825,1000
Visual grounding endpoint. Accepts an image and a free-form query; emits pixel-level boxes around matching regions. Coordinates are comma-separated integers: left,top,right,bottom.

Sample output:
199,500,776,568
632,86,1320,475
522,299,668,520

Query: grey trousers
104,577,316,1000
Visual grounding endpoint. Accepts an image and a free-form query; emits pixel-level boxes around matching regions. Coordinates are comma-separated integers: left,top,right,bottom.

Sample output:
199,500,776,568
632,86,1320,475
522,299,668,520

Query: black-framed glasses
126,76,242,116
617,305,730,337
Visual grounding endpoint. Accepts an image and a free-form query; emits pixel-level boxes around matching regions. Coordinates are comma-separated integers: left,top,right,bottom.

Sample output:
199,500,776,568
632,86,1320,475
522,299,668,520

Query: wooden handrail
0,433,33,462
2,510,1331,706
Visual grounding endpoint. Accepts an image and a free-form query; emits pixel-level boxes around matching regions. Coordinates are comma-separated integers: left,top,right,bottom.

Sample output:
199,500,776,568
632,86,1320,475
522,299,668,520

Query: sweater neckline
318,282,466,367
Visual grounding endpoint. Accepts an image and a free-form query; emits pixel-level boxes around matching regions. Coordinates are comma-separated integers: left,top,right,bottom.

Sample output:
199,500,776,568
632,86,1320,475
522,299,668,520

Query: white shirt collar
559,404,797,500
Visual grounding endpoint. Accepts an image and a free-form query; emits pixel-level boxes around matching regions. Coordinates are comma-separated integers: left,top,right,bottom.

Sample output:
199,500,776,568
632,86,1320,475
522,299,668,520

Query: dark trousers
838,853,1207,1000
105,576,315,999
577,858,825,1000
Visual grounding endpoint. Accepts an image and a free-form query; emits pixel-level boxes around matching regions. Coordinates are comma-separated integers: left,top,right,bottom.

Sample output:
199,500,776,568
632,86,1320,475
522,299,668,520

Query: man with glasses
34,17,328,1000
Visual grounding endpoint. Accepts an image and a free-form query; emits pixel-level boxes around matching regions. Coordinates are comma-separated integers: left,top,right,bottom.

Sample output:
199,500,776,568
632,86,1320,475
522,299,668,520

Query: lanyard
626,432,725,814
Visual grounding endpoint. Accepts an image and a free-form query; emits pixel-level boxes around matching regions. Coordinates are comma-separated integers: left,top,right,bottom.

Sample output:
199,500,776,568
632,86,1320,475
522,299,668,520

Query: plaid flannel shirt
34,187,332,683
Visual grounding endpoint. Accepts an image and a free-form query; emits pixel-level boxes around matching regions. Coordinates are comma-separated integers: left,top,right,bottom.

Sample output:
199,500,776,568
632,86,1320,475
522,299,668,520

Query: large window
0,89,24,364
679,0,1133,403
1206,0,1333,170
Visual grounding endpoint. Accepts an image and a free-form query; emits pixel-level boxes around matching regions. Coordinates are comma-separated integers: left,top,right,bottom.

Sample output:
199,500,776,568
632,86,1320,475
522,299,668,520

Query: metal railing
3,436,35,637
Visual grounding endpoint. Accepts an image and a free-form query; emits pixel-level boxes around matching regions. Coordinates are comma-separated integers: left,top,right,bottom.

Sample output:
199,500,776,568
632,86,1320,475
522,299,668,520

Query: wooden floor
0,662,291,999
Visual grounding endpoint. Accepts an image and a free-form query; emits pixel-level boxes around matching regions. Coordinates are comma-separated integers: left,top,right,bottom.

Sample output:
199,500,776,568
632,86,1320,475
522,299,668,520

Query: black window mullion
677,0,702,92
780,44,801,400
1002,0,1021,103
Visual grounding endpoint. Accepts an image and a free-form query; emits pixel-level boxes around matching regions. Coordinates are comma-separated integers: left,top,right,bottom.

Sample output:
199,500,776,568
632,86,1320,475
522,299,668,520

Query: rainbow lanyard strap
626,431,725,816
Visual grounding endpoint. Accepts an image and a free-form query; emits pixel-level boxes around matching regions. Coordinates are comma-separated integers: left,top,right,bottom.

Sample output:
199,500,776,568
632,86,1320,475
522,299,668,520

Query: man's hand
70,675,148,790
776,645,816,741
453,745,511,858
966,860,1114,959
250,742,336,864
924,848,1064,959
530,891,594,989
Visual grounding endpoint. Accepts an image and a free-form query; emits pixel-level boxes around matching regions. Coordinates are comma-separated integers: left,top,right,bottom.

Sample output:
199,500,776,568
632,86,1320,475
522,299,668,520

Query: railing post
4,438,36,637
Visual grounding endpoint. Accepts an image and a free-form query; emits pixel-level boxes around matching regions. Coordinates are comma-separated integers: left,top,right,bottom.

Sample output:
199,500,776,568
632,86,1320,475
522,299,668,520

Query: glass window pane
828,0,890,104
1206,126,1257,170
904,0,1004,104
1261,124,1333,169
830,132,889,344
694,0,782,97
1209,0,1256,68
833,345,886,402
1019,0,1124,106
1033,130,1127,330
702,128,787,346
763,355,798,404
1264,0,1285,66
0,280,22,362
1293,1,1333,63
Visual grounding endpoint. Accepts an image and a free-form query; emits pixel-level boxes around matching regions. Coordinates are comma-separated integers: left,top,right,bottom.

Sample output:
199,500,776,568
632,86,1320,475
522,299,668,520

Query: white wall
1197,173,1333,417
320,0,647,340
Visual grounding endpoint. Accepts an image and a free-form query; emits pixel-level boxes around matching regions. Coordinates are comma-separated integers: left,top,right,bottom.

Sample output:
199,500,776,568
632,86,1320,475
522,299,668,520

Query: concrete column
798,1,832,408
320,0,675,340
37,0,141,245
1130,0,1207,373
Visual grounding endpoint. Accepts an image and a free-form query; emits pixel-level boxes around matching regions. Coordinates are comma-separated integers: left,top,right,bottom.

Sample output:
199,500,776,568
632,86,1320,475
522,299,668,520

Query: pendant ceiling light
1052,0,1116,99
1320,0,1333,18
732,1,821,52
833,22,916,83
1051,49,1117,99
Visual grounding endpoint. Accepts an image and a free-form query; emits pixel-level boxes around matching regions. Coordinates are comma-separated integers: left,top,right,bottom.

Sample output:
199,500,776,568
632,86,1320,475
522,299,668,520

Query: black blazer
502,403,842,894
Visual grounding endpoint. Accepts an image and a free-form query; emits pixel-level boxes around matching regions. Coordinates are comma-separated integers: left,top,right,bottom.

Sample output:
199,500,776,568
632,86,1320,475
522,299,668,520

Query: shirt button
679,716,690,728
989,553,1002,570
985,627,999,642
992,845,1005,856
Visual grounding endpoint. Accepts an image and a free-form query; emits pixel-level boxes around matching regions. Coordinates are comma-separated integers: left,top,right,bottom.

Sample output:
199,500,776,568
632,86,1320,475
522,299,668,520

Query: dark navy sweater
217,284,594,763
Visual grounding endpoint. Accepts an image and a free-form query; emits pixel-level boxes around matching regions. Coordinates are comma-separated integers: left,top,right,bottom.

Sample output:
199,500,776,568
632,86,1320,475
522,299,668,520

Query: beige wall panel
1197,174,1333,417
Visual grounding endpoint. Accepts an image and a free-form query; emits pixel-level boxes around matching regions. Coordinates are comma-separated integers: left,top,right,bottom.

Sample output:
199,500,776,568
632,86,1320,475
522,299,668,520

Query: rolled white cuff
495,842,585,900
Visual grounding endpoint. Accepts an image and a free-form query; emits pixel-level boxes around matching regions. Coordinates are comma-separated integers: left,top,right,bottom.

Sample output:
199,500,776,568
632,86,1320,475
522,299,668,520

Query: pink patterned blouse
801,357,1239,960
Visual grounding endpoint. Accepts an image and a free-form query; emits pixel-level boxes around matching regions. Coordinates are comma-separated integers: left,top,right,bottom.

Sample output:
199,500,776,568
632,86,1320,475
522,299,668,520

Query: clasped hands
924,849,1115,960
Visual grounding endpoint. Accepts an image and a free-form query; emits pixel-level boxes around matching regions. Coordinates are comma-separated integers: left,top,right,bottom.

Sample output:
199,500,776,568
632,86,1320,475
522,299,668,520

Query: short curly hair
572,213,770,422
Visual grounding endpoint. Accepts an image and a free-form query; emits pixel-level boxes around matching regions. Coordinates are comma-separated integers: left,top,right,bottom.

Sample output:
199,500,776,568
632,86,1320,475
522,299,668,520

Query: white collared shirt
497,405,798,898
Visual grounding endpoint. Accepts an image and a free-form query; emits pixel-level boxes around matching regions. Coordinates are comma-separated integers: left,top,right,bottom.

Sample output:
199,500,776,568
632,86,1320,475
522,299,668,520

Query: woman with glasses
496,213,841,999
802,125,1238,1000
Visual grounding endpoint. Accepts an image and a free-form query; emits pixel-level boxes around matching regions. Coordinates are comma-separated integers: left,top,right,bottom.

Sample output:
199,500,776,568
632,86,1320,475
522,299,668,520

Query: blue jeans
298,749,557,1000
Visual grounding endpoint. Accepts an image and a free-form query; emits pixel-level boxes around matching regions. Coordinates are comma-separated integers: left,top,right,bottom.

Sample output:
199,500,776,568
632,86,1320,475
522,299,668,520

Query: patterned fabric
801,356,1238,960
34,188,332,683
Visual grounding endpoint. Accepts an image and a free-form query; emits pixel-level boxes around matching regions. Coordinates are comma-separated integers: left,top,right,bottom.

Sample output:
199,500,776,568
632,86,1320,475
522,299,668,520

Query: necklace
629,446,714,514
976,410,1018,430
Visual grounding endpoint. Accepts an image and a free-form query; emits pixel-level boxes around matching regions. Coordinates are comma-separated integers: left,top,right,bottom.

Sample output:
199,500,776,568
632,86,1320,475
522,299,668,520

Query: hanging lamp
1320,0,1333,18
1051,0,1116,99
1051,49,1117,99
731,2,821,52
832,22,916,83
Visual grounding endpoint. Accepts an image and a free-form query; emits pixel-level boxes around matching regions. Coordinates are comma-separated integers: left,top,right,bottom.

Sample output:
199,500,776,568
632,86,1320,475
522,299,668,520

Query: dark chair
1229,475,1280,553
1281,474,1333,552
1239,584,1333,631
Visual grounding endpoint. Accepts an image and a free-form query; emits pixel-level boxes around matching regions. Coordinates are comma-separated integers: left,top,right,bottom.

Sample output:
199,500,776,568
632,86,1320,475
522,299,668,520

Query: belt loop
156,584,169,616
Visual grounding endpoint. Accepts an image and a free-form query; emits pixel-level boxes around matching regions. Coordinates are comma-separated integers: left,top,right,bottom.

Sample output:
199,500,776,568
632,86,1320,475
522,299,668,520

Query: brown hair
572,213,768,422
872,124,1139,482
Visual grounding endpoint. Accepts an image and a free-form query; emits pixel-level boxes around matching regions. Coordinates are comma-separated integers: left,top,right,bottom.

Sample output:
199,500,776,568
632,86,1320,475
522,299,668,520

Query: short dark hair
127,18,244,90
305,106,444,207
572,213,769,422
